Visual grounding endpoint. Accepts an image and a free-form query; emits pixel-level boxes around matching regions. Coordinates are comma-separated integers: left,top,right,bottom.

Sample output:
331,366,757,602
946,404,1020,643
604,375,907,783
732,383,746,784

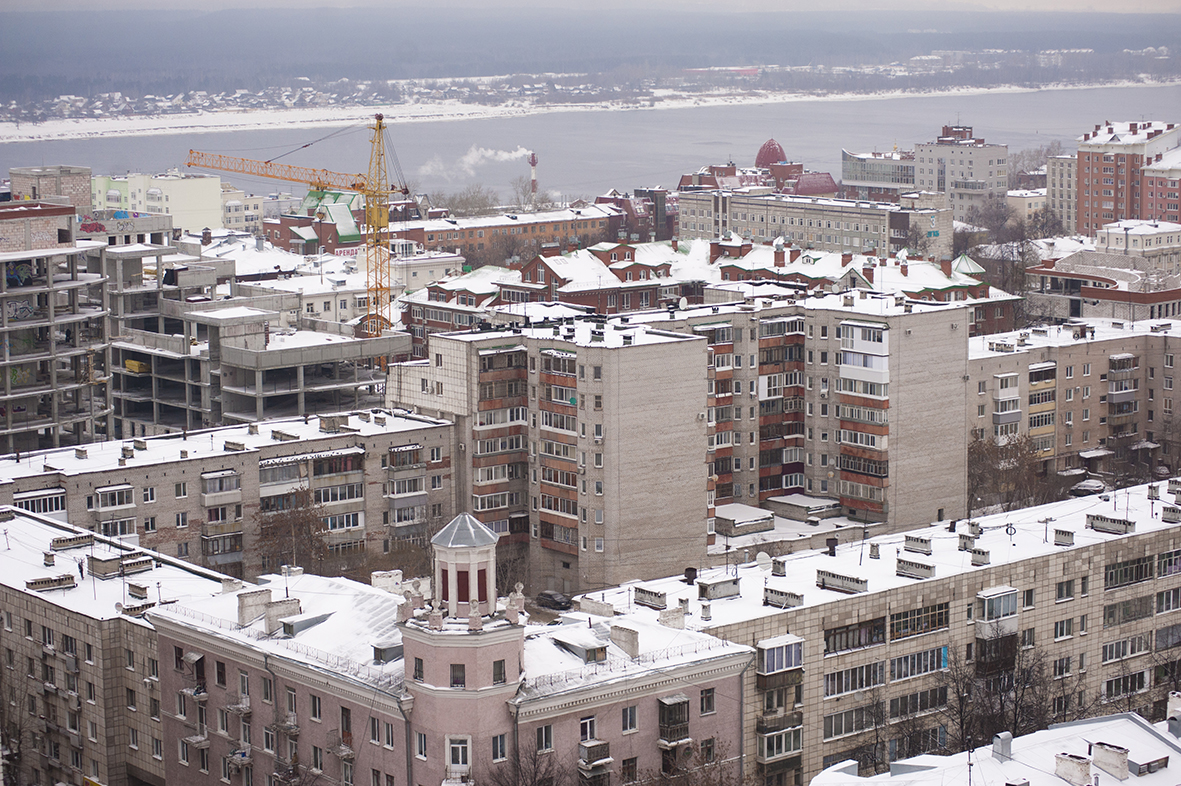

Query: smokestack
528,151,538,208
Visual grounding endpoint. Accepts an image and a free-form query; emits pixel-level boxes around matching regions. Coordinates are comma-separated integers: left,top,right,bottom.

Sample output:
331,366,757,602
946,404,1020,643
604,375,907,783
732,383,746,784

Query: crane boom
184,150,368,193
186,115,406,355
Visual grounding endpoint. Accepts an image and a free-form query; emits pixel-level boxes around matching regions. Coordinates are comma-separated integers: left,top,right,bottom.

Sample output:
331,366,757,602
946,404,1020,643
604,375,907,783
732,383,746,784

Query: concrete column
448,563,459,618
255,370,264,421
297,366,305,415
485,558,496,615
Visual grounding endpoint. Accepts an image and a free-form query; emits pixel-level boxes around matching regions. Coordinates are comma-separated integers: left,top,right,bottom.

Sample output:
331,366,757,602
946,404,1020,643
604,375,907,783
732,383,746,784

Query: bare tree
968,434,1063,514
429,183,501,218
0,670,41,786
1007,141,1065,190
482,740,573,786
1027,207,1066,239
641,738,754,786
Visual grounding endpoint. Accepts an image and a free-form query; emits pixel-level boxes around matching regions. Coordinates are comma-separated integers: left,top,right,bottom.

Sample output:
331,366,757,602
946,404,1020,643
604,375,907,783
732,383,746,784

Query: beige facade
914,132,1008,223
92,171,223,235
1048,154,1078,232
0,509,228,786
584,479,1181,785
964,319,1181,477
387,321,709,594
676,191,953,260
0,410,455,579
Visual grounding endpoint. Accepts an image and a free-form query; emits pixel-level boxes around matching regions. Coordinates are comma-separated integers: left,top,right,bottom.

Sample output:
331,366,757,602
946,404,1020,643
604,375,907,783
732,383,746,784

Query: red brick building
1075,120,1181,235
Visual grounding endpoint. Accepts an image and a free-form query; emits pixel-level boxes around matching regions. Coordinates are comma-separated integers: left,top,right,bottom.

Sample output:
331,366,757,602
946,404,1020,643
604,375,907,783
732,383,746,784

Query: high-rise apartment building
387,319,709,594
389,289,976,593
913,125,1008,223
1048,154,1078,232
1075,121,1180,235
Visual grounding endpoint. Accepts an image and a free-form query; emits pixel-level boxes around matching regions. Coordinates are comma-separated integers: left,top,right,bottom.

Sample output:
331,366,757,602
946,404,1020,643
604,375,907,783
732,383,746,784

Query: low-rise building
149,514,753,786
92,171,224,235
675,191,953,260
1007,188,1048,223
0,409,454,578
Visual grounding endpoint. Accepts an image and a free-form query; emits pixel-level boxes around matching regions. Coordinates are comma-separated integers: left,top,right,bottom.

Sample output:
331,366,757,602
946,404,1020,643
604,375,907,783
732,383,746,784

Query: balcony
270,713,300,738
181,683,208,701
227,745,252,771
756,667,804,692
183,733,211,750
658,722,690,748
328,729,355,760
226,694,251,716
578,740,612,771
757,711,802,735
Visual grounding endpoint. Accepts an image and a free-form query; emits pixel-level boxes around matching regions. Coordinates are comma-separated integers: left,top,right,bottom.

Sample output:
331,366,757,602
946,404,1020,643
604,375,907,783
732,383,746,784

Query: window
622,758,638,783
1057,580,1075,601
416,731,427,759
450,664,466,688
310,694,321,720
286,687,296,713
1054,618,1074,639
176,512,188,528
262,677,272,703
143,487,155,503
536,724,553,752
890,603,949,640
700,688,715,715
492,734,507,762
179,739,190,765
622,705,637,733
1022,589,1034,608
312,746,324,771
413,658,424,681
175,482,187,498
827,661,886,695
492,660,505,685
580,716,596,742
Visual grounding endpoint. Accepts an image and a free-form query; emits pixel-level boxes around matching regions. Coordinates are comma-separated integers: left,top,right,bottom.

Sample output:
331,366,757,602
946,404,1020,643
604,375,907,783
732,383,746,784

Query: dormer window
625,251,632,260
610,253,618,261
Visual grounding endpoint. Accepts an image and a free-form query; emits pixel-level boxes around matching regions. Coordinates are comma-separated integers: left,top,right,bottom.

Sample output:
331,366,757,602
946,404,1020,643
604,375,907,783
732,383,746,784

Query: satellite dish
678,296,688,310
755,552,772,572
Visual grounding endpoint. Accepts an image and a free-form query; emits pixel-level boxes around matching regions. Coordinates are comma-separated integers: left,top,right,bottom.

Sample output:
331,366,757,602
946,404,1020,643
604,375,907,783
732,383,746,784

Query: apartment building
1144,146,1181,225
148,514,753,786
624,290,970,530
387,319,709,594
0,200,113,453
390,288,977,592
1007,188,1048,223
839,150,916,202
1075,121,1181,235
219,185,264,235
0,409,454,578
1048,154,1078,232
675,191,953,260
0,509,228,786
581,479,1181,785
92,171,224,234
914,125,1009,223
963,318,1181,476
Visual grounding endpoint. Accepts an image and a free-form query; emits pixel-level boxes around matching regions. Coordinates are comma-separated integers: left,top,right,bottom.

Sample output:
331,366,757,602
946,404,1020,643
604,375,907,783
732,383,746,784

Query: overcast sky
9,0,1181,11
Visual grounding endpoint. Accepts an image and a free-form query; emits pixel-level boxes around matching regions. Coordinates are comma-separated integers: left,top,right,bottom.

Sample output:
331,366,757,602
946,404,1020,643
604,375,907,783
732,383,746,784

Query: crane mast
185,113,404,343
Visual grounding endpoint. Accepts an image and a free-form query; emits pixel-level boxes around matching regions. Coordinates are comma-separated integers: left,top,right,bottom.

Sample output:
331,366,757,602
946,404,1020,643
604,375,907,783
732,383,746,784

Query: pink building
150,514,752,786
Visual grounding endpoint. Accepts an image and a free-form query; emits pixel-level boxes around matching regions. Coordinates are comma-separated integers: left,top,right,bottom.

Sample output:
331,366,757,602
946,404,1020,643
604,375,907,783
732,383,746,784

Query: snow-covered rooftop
0,509,226,625
0,409,447,481
579,479,1181,631
968,317,1181,361
814,712,1181,786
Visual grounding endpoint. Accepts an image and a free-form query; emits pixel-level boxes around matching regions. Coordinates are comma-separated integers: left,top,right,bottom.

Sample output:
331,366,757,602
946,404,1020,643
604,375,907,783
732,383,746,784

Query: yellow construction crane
185,113,407,338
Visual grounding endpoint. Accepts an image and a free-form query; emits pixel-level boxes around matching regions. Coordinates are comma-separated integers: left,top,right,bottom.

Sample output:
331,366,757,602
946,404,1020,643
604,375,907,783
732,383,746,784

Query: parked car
535,590,572,610
1069,479,1109,497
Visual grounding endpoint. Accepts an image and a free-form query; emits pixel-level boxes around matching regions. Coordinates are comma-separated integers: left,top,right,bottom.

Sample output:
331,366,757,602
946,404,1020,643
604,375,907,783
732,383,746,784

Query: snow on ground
2,80,1176,145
